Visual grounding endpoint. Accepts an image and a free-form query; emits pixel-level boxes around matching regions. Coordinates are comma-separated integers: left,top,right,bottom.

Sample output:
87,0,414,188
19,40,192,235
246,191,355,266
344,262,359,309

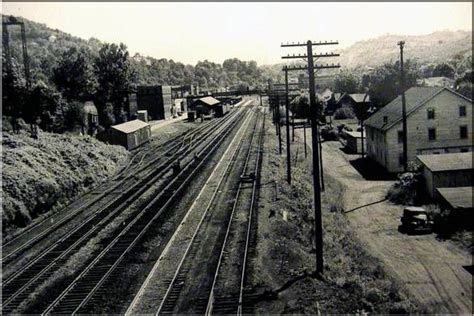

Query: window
460,125,468,139
459,105,466,117
427,108,435,119
428,128,436,141
383,116,388,124
397,131,404,144
461,148,469,153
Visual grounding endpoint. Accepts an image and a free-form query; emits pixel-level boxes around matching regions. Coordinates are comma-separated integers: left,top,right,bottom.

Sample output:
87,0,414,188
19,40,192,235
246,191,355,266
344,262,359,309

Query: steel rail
1,118,217,262
41,107,249,315
205,108,264,315
125,106,254,316
2,110,240,312
154,107,258,315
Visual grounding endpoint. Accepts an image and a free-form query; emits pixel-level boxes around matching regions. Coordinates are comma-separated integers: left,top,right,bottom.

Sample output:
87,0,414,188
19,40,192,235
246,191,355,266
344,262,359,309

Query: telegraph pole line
398,41,408,172
281,40,340,275
283,66,292,184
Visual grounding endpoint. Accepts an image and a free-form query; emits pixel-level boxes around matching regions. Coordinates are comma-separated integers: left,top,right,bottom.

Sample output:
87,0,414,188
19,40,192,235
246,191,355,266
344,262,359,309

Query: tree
64,101,86,132
362,60,419,109
334,70,361,93
432,63,455,78
94,43,134,126
52,46,98,101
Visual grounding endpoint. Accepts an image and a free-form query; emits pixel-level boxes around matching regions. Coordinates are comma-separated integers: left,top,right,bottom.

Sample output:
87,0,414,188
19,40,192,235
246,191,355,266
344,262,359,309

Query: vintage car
400,206,434,234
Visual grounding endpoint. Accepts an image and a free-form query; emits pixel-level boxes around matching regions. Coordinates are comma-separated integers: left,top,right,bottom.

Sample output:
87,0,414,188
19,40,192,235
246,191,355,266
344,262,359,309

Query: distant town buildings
365,86,473,173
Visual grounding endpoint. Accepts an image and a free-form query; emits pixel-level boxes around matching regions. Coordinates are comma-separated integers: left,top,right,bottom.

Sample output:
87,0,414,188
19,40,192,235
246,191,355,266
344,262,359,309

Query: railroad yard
2,3,473,315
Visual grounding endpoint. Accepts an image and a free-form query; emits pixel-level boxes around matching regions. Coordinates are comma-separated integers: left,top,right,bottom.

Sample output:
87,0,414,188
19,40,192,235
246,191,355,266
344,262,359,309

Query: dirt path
319,140,472,314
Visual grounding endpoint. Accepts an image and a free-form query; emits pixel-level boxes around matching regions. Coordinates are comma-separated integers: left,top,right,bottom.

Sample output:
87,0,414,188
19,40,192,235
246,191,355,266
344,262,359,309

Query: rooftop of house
437,187,473,209
416,76,455,88
344,130,363,138
335,93,370,104
196,96,221,106
111,119,150,134
417,152,473,172
365,86,449,131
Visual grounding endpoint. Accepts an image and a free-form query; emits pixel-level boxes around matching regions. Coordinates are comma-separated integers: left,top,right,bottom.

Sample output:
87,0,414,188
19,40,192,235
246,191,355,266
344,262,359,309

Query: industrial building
417,152,473,198
106,119,151,150
365,87,473,173
137,85,173,121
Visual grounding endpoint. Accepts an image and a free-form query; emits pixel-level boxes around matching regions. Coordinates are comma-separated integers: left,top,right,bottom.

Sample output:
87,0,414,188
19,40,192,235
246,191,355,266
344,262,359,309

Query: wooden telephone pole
398,41,408,172
283,67,292,184
281,40,339,274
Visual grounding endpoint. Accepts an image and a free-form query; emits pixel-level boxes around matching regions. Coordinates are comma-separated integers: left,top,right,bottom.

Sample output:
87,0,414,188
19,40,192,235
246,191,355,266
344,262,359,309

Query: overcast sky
2,2,472,65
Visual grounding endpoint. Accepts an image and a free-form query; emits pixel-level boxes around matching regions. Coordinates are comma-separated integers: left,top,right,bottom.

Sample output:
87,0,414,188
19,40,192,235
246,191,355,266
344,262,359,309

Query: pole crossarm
282,53,340,59
283,65,309,71
281,40,339,47
314,63,340,69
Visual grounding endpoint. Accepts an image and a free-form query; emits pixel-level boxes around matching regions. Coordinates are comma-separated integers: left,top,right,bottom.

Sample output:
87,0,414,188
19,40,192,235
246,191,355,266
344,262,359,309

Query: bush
386,172,425,205
2,129,129,234
334,106,356,119
321,126,338,141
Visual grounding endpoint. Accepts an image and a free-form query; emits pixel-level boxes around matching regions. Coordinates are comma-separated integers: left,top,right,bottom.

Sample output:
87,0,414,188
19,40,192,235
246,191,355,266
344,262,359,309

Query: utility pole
3,17,33,135
281,40,340,274
284,66,292,184
398,41,408,172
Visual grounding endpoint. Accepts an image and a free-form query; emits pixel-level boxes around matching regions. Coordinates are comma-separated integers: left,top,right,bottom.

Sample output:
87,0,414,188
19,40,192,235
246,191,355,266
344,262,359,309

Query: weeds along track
2,117,215,265
1,118,217,263
1,107,249,314
125,105,264,315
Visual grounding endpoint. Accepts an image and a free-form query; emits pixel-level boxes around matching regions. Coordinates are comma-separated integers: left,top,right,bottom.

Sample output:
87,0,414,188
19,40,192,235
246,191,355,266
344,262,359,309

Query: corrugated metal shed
112,119,150,134
418,152,473,172
436,187,473,209
365,86,443,131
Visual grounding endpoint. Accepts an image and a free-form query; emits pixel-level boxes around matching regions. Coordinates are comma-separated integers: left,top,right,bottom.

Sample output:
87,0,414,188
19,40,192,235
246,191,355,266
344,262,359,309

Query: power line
281,39,339,275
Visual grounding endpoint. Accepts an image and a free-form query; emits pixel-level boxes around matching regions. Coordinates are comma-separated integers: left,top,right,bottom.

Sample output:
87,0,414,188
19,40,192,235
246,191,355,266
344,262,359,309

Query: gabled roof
196,96,221,106
349,93,370,103
335,93,370,104
437,187,473,209
417,152,473,172
365,87,444,131
112,119,150,134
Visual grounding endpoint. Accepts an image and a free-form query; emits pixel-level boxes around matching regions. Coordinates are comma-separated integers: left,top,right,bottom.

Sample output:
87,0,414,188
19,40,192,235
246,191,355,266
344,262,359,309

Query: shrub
334,105,356,119
386,172,425,205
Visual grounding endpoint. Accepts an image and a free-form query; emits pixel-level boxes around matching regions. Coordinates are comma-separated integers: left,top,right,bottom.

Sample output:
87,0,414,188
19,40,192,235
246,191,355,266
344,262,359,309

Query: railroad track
1,105,249,314
41,106,250,315
206,106,265,315
1,116,218,263
125,103,264,315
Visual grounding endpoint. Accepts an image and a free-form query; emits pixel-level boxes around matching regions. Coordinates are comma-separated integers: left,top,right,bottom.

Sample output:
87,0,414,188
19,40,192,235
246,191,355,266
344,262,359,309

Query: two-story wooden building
365,86,472,173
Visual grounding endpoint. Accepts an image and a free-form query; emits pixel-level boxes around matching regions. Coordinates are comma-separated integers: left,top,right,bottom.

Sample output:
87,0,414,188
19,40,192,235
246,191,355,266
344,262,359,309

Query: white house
365,86,473,173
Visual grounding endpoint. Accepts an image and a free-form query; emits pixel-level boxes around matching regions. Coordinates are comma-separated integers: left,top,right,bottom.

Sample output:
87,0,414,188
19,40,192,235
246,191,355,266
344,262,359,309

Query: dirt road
320,140,472,314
